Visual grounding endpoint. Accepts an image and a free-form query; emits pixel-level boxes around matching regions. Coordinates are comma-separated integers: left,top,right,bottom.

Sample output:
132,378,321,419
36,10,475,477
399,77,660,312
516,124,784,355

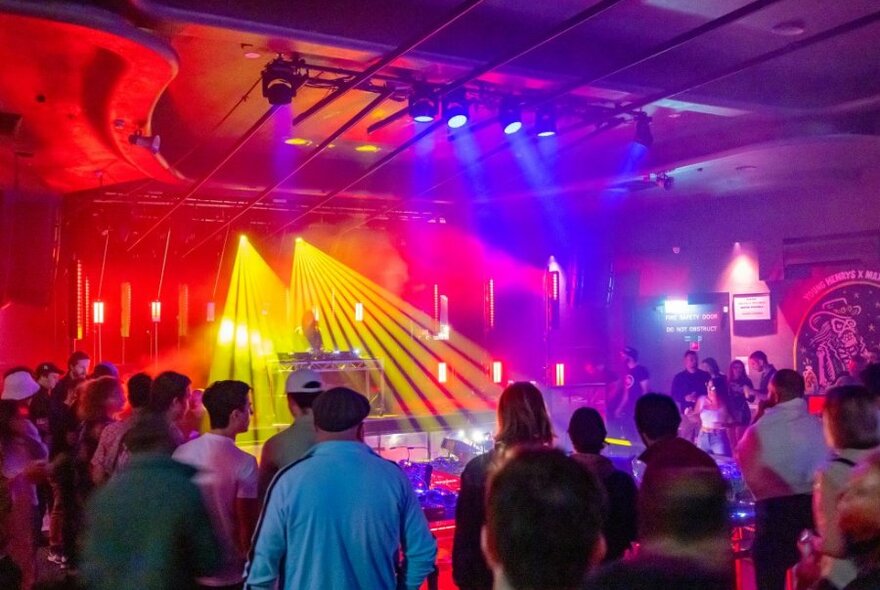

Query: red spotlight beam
366,0,626,135
182,89,393,257
129,0,486,252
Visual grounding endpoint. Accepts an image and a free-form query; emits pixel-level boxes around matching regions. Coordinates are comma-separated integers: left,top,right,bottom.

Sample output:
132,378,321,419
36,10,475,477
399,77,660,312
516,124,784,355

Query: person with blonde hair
453,382,554,590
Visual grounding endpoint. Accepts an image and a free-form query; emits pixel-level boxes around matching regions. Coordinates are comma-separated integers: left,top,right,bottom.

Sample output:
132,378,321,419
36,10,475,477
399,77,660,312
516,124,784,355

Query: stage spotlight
128,132,160,154
409,86,438,123
499,97,522,135
535,105,557,137
443,88,469,129
261,56,306,106
634,112,653,148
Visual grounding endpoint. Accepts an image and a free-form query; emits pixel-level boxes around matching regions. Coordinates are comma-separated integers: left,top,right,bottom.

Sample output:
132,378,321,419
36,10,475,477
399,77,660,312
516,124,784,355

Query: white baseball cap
285,368,323,394
2,370,40,401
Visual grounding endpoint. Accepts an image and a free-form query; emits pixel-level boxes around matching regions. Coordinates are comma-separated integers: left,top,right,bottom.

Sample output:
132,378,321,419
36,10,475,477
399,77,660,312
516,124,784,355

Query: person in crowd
245,387,436,589
858,363,880,399
453,382,554,590
91,373,152,485
29,363,62,446
174,380,259,590
608,347,649,440
736,369,828,590
568,407,637,562
700,357,722,379
51,352,90,425
690,376,732,457
89,362,119,380
727,360,755,441
808,386,880,590
634,393,719,481
585,466,734,590
748,350,777,402
148,371,192,447
483,448,606,590
837,451,880,589
670,350,711,416
81,411,221,590
0,465,23,590
258,369,321,498
58,376,125,568
1,370,48,589
179,388,207,441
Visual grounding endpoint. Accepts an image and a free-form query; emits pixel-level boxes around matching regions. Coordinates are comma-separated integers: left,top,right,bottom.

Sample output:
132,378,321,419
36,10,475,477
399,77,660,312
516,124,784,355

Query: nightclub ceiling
1,0,879,252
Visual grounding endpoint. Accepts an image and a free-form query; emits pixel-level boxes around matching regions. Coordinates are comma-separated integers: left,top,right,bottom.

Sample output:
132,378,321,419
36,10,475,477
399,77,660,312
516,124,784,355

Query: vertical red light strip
555,362,565,386
71,259,84,341
120,282,132,338
492,361,502,384
84,277,91,336
92,301,105,325
151,300,162,323
487,279,495,329
178,284,189,338
551,271,560,301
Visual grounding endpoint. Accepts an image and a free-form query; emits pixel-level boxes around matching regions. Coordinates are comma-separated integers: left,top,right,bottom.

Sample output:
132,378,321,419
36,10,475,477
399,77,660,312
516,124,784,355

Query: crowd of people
0,348,879,590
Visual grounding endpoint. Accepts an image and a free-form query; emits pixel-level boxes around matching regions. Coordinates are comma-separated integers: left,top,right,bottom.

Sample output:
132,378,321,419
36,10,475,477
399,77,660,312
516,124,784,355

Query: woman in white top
691,376,732,456
811,385,879,589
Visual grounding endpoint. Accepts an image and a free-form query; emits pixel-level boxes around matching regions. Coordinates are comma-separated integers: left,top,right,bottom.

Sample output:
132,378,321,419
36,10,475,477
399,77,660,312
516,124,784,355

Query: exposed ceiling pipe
182,89,393,257
126,104,279,252
272,1,625,236
407,7,880,203
270,121,444,237
127,0,486,251
366,0,625,135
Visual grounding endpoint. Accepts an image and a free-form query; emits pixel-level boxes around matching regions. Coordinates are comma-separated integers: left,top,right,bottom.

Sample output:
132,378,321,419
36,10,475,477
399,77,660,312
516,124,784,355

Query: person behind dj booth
258,368,322,499
453,382,554,590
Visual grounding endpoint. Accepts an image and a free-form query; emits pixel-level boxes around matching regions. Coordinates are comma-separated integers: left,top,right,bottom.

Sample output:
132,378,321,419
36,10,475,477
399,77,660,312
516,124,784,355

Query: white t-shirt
173,432,258,586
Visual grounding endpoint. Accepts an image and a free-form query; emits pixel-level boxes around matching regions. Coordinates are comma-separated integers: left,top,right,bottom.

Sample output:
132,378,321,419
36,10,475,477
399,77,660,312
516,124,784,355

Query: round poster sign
794,270,880,391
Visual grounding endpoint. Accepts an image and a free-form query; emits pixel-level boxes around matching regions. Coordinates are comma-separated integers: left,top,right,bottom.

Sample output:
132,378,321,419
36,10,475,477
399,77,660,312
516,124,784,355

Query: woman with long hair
727,360,754,440
700,357,722,379
1,371,49,589
452,382,554,590
691,376,732,457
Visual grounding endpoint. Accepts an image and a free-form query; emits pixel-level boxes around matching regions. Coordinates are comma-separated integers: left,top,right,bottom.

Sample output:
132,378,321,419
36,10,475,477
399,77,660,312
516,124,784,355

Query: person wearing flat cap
258,368,322,499
1,368,49,588
246,387,437,590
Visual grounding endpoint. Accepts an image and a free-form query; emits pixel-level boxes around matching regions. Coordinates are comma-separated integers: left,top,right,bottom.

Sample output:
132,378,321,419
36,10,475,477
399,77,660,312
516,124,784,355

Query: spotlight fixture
535,105,557,137
409,85,438,123
261,56,307,106
499,97,522,135
128,131,160,154
634,111,653,148
443,88,469,129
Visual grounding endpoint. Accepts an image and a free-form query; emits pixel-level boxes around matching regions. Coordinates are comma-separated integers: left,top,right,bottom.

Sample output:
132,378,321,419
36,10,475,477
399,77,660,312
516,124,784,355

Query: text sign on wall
733,293,772,321
663,305,724,335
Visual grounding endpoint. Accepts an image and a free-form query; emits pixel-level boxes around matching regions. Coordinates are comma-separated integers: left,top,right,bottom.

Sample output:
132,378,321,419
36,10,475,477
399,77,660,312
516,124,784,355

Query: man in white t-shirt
174,380,259,590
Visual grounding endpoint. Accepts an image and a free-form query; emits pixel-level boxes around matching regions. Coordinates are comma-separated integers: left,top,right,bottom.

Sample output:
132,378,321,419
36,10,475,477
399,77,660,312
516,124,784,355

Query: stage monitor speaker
0,190,60,307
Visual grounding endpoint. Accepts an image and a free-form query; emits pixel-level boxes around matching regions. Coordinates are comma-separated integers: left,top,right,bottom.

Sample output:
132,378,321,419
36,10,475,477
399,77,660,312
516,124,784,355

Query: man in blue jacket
246,387,437,590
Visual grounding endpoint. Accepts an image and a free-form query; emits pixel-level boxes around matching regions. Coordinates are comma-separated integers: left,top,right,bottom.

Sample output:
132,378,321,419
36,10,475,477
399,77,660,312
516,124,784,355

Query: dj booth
268,351,387,415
